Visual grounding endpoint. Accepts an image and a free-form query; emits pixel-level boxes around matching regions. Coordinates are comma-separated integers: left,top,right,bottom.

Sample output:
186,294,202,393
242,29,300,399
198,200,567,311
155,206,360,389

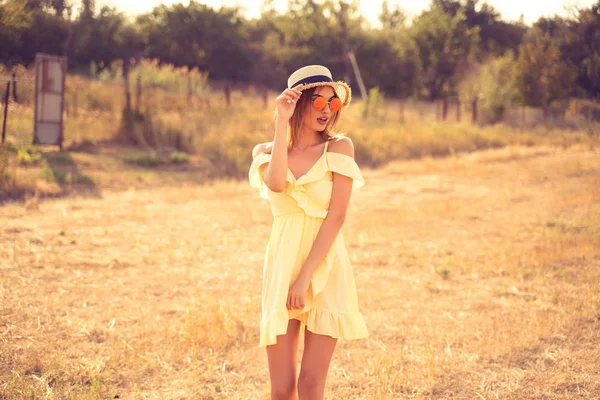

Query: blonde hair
276,87,343,149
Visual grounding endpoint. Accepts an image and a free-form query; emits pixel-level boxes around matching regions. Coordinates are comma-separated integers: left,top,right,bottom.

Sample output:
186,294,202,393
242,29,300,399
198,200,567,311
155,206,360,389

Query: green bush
123,152,162,167
169,152,189,164
17,149,42,165
364,87,385,119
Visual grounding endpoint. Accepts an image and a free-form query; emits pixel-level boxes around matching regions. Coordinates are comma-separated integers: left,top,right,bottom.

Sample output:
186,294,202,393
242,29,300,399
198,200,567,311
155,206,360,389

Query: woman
249,65,368,400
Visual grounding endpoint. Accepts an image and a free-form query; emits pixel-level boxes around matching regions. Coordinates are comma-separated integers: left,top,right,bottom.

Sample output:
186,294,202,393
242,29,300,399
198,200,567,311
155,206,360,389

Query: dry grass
3,68,599,183
1,143,599,399
2,89,598,204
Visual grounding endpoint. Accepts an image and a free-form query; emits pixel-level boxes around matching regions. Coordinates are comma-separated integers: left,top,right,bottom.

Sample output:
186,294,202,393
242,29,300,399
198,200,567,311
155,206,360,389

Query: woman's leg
297,330,337,400
266,319,302,400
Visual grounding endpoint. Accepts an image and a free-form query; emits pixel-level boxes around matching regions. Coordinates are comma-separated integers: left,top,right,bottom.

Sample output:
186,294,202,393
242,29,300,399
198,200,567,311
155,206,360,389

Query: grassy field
2,66,599,204
1,65,600,398
1,142,599,399
2,91,598,204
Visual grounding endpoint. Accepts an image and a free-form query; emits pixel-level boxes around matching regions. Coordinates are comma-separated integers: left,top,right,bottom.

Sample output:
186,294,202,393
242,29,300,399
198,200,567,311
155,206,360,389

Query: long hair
281,87,343,149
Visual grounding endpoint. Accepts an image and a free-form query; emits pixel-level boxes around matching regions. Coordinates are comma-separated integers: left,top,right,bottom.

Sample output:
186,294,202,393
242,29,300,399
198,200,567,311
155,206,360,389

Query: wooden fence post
399,99,405,123
442,94,449,120
123,60,131,112
135,75,142,113
11,71,18,103
263,87,268,110
187,73,192,103
224,84,231,107
2,81,10,143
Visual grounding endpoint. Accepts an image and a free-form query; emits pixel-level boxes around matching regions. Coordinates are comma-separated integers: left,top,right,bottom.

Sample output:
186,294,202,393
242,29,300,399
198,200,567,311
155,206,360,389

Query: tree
0,0,69,65
379,0,405,29
0,0,34,65
136,3,251,81
80,0,94,19
49,0,69,18
459,52,518,123
410,5,480,99
565,2,600,100
513,28,576,116
355,26,422,98
428,0,527,57
246,0,363,89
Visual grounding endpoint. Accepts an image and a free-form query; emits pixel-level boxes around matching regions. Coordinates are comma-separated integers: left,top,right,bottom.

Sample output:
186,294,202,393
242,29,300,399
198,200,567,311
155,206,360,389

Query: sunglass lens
313,97,326,111
330,98,342,112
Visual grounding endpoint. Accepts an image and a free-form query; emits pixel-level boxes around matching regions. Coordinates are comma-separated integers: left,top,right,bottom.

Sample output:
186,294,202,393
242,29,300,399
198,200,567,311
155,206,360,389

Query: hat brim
295,81,352,109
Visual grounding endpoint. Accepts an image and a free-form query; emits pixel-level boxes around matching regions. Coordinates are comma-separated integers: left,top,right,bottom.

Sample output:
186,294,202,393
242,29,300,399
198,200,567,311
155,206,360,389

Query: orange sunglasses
312,96,342,113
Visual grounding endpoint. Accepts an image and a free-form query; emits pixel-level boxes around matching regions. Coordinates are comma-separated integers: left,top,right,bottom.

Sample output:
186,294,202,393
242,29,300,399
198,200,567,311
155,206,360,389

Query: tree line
1,0,599,120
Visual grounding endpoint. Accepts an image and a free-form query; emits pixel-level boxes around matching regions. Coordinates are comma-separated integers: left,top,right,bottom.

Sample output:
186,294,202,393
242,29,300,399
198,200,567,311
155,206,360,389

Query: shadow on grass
42,150,102,199
1,142,104,204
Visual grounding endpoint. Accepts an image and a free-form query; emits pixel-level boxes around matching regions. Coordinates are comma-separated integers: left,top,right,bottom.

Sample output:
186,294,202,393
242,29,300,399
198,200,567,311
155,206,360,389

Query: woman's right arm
252,86,302,193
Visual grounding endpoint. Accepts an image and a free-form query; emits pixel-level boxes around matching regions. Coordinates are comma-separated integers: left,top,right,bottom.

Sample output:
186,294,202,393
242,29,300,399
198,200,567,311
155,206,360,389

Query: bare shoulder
252,141,273,158
327,135,355,157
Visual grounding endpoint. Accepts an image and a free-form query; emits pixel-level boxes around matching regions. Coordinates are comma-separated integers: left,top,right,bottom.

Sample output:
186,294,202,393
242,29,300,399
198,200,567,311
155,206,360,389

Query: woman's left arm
287,137,355,310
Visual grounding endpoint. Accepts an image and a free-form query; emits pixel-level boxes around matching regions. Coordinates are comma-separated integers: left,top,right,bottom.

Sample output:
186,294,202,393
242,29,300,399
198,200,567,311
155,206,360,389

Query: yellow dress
248,139,369,347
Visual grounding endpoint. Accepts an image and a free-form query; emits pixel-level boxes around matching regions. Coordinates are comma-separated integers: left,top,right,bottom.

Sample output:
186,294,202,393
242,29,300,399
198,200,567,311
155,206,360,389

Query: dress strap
323,139,330,154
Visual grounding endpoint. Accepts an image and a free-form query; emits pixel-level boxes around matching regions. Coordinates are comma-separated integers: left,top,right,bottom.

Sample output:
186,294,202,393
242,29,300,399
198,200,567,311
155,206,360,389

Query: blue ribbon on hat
290,75,333,88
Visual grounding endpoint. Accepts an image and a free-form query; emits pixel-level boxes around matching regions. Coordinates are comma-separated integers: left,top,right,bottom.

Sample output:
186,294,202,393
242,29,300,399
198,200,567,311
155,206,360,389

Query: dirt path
1,144,599,399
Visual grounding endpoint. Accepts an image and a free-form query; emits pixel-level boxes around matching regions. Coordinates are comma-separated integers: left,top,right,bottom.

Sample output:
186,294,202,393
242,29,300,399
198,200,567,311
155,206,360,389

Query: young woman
249,65,368,400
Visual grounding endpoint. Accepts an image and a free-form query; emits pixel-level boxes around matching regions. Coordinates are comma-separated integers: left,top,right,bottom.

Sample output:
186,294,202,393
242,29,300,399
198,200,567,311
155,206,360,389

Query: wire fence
2,67,599,150
1,72,36,146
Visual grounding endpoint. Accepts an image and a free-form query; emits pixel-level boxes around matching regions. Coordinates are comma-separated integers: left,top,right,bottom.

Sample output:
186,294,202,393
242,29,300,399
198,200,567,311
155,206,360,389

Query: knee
298,372,322,396
271,380,296,400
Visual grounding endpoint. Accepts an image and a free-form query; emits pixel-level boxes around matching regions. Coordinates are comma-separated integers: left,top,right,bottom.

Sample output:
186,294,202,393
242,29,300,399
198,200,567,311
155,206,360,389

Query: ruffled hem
260,309,290,347
259,308,369,347
289,151,365,189
286,152,365,218
326,152,365,189
296,308,369,341
285,184,328,219
248,152,271,199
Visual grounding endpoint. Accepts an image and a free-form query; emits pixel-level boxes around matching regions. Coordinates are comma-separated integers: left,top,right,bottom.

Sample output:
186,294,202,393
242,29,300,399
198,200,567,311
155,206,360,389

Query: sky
96,0,596,25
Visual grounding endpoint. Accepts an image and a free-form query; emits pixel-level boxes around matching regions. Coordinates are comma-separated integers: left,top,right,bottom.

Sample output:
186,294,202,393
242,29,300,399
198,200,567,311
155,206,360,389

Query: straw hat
287,65,352,109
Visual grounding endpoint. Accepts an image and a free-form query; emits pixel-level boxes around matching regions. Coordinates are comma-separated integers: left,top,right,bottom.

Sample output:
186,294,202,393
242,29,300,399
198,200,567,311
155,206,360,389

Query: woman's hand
275,86,303,122
287,274,310,310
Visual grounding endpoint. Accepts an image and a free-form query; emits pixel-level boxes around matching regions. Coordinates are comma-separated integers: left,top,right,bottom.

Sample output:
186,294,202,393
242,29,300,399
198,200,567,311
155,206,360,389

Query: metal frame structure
33,53,67,149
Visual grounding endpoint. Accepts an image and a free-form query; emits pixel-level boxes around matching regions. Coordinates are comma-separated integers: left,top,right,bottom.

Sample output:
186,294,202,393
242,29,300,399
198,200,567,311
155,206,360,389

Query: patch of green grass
14,145,43,166
1,143,11,179
17,149,43,165
40,160,66,184
123,152,162,167
46,152,74,166
169,151,189,164
71,173,95,185
1,145,33,200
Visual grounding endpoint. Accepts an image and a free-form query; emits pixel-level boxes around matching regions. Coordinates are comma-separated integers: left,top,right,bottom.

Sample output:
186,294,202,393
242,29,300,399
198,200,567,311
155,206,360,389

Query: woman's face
302,85,337,132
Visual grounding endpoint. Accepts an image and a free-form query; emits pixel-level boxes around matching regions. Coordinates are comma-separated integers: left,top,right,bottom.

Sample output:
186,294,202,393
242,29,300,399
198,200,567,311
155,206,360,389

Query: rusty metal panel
34,54,67,148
